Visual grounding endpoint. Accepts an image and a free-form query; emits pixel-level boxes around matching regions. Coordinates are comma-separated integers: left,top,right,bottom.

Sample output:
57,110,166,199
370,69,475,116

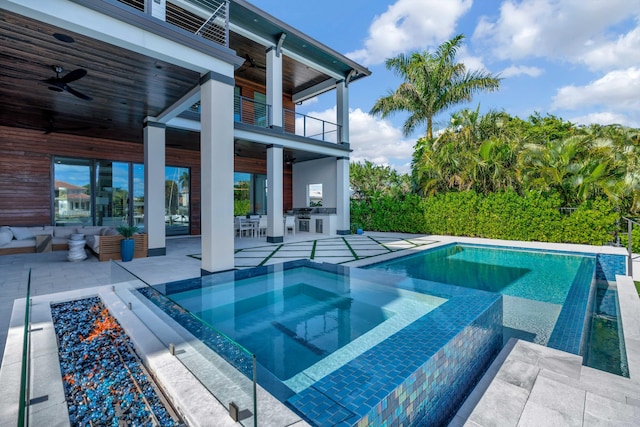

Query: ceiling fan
42,65,93,101
240,54,266,72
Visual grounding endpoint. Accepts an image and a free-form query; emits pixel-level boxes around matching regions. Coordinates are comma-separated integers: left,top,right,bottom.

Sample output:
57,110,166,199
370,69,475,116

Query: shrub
351,191,618,246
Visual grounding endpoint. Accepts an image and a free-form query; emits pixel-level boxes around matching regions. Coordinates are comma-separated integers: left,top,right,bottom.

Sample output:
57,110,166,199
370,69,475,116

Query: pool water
163,266,444,383
366,244,595,347
585,286,629,377
142,260,503,426
195,283,389,380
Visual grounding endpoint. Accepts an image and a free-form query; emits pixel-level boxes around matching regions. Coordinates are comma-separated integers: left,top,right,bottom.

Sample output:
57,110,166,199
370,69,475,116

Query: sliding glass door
54,158,93,226
165,166,190,236
54,157,191,235
96,161,129,227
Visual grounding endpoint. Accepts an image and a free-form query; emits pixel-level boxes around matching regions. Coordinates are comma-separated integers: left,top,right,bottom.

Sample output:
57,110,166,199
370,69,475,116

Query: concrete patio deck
0,231,436,361
1,233,639,426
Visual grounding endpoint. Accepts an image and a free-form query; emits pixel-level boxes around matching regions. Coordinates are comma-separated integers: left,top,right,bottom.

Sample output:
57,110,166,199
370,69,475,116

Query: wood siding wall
0,125,293,232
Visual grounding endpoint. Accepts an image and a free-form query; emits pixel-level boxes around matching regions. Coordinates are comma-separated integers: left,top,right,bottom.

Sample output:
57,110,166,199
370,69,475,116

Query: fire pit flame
84,308,120,342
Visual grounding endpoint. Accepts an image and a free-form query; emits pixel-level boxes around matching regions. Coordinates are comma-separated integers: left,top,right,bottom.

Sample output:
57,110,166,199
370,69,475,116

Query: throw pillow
0,228,13,246
103,227,119,236
10,227,34,241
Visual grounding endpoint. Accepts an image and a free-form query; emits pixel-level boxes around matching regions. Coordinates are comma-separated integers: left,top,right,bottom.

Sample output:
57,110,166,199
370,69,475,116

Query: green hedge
351,190,618,246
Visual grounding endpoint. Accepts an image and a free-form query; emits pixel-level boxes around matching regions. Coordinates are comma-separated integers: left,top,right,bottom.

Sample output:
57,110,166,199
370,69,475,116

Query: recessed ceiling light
53,33,74,43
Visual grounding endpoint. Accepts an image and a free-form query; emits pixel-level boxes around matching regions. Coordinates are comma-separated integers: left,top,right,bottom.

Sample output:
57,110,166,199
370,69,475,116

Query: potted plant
116,225,138,262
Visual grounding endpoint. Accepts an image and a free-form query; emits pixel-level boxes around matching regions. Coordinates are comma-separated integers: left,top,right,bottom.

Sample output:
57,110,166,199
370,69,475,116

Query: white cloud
473,0,640,68
578,24,640,71
551,67,640,110
458,46,490,73
349,108,416,169
569,112,635,127
300,96,318,106
304,107,416,172
346,0,473,66
500,65,543,78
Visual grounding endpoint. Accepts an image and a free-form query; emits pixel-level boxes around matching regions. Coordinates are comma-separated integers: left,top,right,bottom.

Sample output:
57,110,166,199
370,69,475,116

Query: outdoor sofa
0,225,147,261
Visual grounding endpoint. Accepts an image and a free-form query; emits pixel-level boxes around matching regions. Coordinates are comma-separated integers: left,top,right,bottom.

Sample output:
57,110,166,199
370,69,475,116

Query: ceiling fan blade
61,68,87,83
65,85,93,101
244,54,266,70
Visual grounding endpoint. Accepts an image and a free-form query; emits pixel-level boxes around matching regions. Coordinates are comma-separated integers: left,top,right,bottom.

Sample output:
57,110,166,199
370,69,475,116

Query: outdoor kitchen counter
306,213,336,234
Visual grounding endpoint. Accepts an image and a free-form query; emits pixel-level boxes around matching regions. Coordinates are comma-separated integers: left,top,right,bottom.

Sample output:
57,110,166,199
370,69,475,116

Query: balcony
116,0,229,47
190,97,342,143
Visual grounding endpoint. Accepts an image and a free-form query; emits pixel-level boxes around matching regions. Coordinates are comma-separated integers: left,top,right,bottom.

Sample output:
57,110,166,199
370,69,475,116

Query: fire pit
51,297,182,426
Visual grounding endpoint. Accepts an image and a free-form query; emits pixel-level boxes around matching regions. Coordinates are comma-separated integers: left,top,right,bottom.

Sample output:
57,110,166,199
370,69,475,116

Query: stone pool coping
448,274,640,426
0,284,309,427
343,235,629,269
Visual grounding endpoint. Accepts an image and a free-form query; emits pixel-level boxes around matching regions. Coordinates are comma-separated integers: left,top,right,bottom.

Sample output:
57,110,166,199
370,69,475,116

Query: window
254,92,268,127
234,172,251,215
54,157,93,226
165,166,190,236
96,161,129,227
308,184,323,207
234,172,267,215
133,163,145,230
53,157,191,236
234,86,241,122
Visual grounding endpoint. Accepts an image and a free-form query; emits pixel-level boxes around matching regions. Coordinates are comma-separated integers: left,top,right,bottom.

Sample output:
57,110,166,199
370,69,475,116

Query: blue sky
251,0,640,173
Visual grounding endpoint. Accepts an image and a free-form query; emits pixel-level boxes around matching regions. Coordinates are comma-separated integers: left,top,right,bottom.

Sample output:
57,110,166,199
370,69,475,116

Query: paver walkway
196,234,438,268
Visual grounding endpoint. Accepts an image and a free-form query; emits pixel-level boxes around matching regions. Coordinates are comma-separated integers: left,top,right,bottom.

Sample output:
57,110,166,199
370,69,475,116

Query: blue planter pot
120,239,134,262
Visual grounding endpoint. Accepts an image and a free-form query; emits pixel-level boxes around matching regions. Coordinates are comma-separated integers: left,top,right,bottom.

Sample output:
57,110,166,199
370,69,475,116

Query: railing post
628,218,633,277
225,0,230,48
322,121,325,141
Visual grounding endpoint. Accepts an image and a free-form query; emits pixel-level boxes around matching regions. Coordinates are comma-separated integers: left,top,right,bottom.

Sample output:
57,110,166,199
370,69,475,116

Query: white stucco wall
292,157,337,208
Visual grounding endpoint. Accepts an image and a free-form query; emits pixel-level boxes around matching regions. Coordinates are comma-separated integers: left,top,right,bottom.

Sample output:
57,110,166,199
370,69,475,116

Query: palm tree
370,34,501,140
178,170,189,190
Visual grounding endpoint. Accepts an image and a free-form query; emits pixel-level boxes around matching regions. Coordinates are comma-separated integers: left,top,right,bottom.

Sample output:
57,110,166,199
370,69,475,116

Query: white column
266,47,283,128
336,80,349,144
267,145,284,243
336,157,350,235
146,0,166,21
200,72,235,273
143,121,166,255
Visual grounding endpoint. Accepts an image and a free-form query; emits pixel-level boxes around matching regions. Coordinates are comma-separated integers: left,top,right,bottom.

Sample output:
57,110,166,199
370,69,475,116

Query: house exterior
0,0,370,273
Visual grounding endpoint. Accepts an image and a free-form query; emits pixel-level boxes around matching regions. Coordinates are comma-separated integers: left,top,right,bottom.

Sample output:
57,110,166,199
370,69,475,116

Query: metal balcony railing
116,0,229,47
235,96,272,128
283,108,341,143
189,98,342,143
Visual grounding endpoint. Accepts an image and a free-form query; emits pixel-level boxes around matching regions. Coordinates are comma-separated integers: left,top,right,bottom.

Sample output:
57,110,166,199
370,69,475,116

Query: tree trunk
427,116,433,140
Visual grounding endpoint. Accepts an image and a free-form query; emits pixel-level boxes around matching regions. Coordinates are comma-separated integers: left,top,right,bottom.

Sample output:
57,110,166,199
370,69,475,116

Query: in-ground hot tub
139,260,503,426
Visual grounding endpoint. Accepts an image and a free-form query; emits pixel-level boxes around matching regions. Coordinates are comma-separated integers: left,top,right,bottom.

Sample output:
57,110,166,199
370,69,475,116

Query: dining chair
285,216,295,235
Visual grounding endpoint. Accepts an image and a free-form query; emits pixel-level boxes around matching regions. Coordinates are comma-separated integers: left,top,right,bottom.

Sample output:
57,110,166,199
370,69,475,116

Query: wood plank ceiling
0,10,201,145
0,7,334,159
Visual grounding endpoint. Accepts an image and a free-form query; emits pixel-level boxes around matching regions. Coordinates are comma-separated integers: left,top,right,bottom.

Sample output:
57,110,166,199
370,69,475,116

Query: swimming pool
141,260,503,426
365,243,628,360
